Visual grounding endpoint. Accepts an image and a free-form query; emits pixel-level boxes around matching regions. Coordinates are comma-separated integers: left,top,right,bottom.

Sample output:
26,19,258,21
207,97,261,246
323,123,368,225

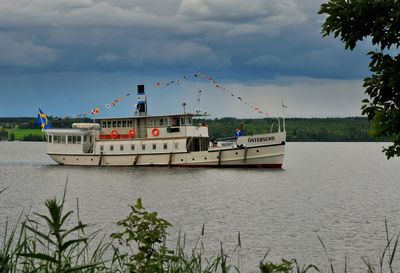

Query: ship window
185,117,191,125
142,144,146,150
152,144,157,150
128,120,133,127
120,145,124,151
163,143,168,149
131,144,135,150
175,143,179,149
117,121,122,127
102,122,107,128
158,119,163,126
172,117,179,126
83,135,87,142
107,121,112,128
112,121,117,127
122,121,127,127
180,117,185,125
110,145,114,151
100,145,104,151
48,135,52,143
54,135,58,143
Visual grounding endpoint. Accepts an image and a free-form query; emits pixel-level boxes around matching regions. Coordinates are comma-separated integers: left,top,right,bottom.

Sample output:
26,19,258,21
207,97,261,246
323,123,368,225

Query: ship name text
247,136,275,143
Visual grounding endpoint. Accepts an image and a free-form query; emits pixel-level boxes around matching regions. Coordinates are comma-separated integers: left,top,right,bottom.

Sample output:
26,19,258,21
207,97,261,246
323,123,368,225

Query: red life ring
152,128,160,137
128,129,136,138
110,130,119,139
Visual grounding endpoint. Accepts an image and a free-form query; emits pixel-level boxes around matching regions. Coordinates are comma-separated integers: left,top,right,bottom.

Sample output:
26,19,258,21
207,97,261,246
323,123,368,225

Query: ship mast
196,90,202,114
281,98,287,132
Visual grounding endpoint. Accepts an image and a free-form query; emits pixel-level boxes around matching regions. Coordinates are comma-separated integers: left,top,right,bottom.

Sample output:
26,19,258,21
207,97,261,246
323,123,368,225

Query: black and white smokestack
136,84,147,115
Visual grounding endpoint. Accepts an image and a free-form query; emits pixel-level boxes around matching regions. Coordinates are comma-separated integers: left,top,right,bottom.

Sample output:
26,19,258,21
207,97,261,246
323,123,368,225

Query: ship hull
48,143,285,168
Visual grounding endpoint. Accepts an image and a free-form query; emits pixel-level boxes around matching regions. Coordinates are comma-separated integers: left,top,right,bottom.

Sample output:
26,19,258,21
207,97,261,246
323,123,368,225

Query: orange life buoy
128,129,136,138
152,128,160,137
110,130,119,139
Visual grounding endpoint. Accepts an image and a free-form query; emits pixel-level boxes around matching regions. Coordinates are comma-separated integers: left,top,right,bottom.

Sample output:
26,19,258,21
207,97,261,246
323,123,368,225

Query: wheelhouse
46,129,94,154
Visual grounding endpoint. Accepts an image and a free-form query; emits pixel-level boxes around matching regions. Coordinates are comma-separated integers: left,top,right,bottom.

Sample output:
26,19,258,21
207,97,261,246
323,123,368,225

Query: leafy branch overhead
319,0,400,158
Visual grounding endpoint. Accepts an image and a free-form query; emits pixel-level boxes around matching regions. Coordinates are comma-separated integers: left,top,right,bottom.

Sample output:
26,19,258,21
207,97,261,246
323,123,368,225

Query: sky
0,0,372,118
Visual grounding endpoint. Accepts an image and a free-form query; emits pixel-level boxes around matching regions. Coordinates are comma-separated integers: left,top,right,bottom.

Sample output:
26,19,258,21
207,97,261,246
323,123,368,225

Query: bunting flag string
153,72,269,117
61,92,131,119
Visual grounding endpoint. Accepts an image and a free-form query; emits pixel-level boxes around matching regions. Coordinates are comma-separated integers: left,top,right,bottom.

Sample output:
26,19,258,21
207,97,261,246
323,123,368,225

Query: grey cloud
97,51,120,63
127,41,227,67
0,32,57,67
246,55,282,66
0,0,369,80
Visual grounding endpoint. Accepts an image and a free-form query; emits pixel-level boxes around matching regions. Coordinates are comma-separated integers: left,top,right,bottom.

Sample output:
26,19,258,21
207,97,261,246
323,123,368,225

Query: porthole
217,156,219,159
76,158,79,161
256,150,259,153
235,152,238,155
91,158,94,161
192,158,195,161
181,159,184,162
62,158,65,160
204,157,207,160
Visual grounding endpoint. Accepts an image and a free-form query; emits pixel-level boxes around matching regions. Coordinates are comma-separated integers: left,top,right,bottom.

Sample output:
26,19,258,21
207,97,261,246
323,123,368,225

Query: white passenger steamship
45,85,286,168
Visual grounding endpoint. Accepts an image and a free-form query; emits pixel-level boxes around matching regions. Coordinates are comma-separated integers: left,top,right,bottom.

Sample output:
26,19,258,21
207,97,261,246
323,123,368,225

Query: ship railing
97,128,148,141
216,136,236,142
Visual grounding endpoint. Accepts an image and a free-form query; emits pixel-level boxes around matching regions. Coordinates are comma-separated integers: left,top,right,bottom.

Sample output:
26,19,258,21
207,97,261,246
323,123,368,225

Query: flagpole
93,116,96,155
282,98,285,132
281,98,287,133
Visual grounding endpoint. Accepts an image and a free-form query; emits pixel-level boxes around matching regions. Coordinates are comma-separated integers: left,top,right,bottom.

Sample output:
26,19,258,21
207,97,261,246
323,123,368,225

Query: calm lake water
0,142,399,272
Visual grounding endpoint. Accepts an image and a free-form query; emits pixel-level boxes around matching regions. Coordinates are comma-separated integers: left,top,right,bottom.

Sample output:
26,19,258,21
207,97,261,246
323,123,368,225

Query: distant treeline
0,117,90,129
206,117,379,142
0,116,382,142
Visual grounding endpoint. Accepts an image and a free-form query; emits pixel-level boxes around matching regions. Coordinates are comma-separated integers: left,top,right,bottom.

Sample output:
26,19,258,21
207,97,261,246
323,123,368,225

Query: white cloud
173,77,366,118
0,0,307,34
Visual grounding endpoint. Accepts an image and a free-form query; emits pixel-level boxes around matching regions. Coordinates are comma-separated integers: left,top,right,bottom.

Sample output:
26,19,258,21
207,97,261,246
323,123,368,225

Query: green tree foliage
22,134,46,141
0,129,8,140
9,133,15,141
206,117,376,142
319,0,400,158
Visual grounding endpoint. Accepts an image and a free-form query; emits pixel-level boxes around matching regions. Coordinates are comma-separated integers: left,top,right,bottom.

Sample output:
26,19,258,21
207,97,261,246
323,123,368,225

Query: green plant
259,250,319,273
111,198,173,273
17,195,101,272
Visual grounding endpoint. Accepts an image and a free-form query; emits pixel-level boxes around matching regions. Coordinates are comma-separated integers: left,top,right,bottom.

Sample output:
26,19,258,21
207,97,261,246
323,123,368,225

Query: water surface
0,142,399,272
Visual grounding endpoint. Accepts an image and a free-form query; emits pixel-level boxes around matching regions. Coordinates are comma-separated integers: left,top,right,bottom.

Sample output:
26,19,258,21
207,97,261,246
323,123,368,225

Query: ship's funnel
136,84,147,115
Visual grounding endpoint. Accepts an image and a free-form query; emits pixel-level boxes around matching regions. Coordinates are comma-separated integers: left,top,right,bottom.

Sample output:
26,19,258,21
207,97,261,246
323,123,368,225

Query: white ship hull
48,143,285,168
47,132,286,168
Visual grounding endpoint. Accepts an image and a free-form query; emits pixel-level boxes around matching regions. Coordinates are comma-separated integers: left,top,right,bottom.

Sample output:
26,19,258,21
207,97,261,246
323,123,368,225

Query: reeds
1,186,400,273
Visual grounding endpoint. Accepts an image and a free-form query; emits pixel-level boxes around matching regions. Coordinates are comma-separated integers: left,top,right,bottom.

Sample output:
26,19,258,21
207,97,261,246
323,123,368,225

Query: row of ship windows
100,142,179,152
101,117,193,128
48,135,92,144
102,120,133,128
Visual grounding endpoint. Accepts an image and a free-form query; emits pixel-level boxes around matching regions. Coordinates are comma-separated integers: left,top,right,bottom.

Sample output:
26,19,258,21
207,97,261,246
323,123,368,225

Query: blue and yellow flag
36,108,51,129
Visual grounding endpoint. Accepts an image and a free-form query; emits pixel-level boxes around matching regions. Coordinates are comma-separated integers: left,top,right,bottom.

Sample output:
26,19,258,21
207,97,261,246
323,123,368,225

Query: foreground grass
1,187,399,273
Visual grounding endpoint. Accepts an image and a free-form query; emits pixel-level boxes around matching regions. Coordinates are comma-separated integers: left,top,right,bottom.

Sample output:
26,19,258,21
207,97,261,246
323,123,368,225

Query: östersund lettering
247,136,275,143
